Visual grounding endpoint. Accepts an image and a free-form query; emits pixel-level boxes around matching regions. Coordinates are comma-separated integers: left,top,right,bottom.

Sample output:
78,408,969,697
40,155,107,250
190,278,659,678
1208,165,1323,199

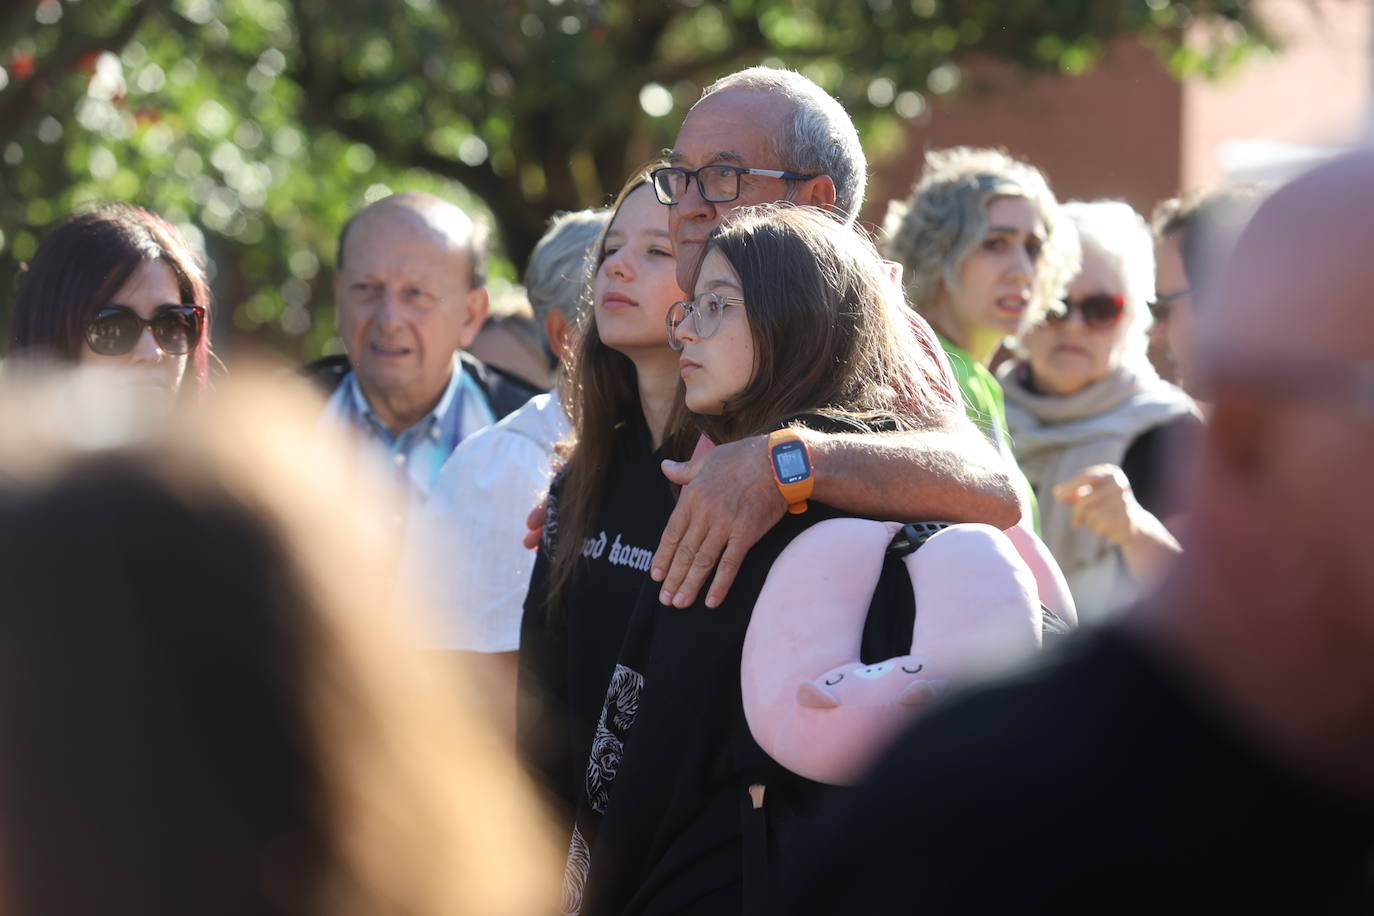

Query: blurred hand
1053,464,1142,546
651,435,786,609
522,500,547,550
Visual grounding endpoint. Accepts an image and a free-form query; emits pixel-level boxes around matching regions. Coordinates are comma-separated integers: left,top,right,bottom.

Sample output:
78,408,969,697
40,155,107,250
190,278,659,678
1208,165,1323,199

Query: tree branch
0,1,157,148
432,0,519,72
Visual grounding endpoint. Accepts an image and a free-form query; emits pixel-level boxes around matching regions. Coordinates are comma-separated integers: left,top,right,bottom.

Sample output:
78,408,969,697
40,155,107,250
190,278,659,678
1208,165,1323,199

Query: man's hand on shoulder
522,500,547,550
652,434,786,610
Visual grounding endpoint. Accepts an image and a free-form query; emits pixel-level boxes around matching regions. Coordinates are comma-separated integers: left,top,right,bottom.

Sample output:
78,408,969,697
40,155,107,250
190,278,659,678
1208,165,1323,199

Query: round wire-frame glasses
666,291,745,350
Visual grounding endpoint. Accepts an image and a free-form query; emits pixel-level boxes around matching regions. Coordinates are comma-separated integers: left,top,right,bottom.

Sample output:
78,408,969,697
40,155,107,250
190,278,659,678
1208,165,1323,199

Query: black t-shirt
571,501,851,916
779,623,1374,915
1120,414,1204,519
517,415,677,819
560,414,986,916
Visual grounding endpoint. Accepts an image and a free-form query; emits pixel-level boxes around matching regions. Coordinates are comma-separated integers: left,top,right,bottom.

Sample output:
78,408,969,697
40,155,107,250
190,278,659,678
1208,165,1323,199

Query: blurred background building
865,0,1370,226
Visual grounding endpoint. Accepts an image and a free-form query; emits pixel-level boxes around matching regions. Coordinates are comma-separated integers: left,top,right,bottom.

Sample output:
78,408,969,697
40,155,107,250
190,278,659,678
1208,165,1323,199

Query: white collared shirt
403,391,568,651
321,352,497,499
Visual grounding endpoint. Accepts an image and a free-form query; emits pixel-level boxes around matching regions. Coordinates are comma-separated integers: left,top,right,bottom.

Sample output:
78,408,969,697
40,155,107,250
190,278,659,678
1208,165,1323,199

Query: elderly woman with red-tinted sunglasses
7,203,213,397
1001,200,1201,620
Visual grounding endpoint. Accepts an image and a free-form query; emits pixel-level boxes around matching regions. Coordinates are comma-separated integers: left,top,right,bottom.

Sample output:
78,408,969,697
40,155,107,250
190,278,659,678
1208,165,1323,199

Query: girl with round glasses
1001,201,1200,619
6,203,213,396
537,203,984,915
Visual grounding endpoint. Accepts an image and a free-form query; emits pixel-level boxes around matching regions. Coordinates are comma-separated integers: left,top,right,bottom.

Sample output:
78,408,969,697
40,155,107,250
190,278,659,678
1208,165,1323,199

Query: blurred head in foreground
0,367,556,916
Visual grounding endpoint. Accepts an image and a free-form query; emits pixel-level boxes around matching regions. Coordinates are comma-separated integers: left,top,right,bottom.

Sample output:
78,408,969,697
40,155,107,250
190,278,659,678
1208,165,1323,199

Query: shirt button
393,453,407,466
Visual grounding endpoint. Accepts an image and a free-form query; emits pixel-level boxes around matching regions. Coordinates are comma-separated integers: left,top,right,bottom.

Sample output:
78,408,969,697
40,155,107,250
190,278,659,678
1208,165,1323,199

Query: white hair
699,67,866,222
1062,200,1155,370
524,208,610,329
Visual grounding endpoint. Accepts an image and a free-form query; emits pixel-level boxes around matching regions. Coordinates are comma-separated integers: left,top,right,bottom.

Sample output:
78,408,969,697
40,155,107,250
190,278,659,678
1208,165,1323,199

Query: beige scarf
1000,360,1198,616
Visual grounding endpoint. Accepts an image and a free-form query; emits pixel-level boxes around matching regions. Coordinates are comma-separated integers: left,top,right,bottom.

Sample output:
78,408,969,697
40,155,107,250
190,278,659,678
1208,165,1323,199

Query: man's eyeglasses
84,304,206,357
650,164,817,207
1148,289,1191,323
666,291,745,350
1044,294,1125,331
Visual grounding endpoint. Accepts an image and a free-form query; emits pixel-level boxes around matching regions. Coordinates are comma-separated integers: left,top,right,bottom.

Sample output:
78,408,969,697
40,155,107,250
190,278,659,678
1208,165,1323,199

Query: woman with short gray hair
1000,200,1200,619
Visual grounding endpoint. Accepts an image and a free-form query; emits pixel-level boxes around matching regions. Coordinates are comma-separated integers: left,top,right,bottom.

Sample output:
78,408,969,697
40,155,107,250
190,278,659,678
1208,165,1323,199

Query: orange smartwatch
768,428,814,514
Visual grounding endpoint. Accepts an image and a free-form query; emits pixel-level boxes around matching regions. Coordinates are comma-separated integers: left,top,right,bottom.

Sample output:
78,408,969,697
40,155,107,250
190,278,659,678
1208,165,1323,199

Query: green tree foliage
0,0,1269,358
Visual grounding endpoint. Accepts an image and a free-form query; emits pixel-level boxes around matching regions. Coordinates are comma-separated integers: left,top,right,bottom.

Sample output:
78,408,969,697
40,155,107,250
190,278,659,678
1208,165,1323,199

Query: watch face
771,440,811,484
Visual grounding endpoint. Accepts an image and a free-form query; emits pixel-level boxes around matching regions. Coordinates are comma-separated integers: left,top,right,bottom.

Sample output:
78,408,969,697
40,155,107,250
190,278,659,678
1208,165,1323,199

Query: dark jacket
300,350,540,422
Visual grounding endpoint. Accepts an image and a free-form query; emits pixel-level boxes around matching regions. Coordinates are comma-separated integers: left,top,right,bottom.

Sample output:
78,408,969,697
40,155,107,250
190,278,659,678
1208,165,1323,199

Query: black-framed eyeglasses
650,164,818,206
666,291,745,350
1045,294,1125,331
84,304,206,357
1147,288,1191,322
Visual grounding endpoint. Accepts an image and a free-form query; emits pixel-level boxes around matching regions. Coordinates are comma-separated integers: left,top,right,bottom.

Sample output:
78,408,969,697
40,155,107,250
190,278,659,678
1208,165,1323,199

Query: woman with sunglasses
1001,201,1201,619
7,203,213,395
883,148,1080,530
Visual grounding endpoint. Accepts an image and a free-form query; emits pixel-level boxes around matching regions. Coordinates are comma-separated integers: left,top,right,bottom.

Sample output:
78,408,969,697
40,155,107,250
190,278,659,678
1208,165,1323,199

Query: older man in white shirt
407,208,608,734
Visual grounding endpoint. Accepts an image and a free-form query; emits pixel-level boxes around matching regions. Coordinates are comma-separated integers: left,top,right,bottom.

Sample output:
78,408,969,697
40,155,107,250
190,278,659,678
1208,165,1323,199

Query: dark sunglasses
84,304,206,357
1045,294,1125,330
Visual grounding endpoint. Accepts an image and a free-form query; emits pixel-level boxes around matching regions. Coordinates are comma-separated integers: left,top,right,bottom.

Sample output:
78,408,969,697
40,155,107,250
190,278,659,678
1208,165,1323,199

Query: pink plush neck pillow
741,521,1044,785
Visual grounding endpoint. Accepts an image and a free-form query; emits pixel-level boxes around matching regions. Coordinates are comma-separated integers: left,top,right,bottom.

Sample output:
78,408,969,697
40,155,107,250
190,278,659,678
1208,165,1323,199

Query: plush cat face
796,655,951,710
742,520,1047,785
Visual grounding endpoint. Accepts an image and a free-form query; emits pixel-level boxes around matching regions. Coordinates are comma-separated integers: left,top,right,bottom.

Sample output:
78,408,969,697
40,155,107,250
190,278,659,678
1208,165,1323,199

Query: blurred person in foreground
304,192,540,500
1001,201,1199,620
1150,183,1269,397
781,150,1374,913
407,207,608,736
883,147,1081,528
0,367,557,916
5,203,214,397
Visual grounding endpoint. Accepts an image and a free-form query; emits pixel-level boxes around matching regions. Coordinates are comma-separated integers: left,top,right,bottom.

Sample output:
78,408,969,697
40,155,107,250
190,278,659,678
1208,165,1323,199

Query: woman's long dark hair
691,204,962,445
7,203,214,392
546,167,696,614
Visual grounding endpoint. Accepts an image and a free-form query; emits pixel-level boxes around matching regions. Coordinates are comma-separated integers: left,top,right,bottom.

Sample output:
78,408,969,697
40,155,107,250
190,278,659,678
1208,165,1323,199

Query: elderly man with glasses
643,67,1023,610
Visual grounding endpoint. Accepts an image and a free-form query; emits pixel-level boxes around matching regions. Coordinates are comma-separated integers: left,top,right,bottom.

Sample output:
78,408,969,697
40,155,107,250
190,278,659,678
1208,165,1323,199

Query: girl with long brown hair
516,167,696,840
540,203,969,915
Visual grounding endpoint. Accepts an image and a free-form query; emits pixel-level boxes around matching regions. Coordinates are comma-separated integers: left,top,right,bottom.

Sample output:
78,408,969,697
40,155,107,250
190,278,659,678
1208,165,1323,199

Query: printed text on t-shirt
582,531,654,572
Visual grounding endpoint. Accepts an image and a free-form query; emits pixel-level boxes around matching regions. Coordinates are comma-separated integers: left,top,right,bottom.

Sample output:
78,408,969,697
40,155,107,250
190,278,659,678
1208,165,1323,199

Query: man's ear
546,309,572,364
457,286,490,349
331,272,343,327
797,174,837,211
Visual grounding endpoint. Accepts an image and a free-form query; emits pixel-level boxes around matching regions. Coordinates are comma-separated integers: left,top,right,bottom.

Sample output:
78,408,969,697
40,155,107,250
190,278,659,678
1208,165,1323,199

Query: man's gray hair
524,208,610,329
699,67,866,222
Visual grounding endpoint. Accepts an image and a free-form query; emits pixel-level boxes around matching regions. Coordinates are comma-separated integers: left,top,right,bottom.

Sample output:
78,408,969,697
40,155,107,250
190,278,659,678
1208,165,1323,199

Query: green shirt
939,335,1040,532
